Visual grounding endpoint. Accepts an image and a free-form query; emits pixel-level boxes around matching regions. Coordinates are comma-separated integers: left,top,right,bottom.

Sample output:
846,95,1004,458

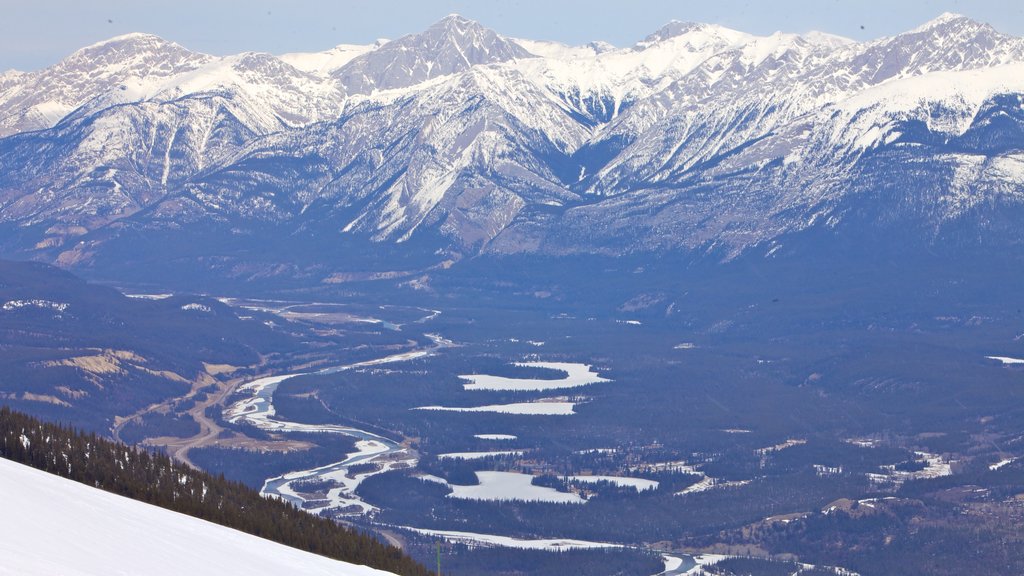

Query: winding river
222,331,698,575
223,333,451,513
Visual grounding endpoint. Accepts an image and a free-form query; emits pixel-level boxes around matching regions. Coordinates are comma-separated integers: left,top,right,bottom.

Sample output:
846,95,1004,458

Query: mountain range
1,13,1022,283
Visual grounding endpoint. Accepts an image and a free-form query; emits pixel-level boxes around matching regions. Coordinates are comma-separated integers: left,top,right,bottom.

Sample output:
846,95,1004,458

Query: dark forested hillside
0,407,431,576
0,259,295,431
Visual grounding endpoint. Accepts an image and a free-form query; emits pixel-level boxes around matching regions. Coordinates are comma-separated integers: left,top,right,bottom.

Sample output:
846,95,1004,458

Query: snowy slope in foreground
0,458,395,576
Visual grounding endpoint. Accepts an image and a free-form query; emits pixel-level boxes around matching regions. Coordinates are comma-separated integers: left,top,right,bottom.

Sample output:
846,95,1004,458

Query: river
222,331,700,574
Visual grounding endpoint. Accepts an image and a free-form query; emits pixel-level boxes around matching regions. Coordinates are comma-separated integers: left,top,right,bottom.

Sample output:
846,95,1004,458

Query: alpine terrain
0,13,1021,282
3,12,1024,576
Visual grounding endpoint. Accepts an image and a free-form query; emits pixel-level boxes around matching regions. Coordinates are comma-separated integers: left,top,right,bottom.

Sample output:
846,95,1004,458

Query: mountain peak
75,32,185,55
421,14,505,45
433,13,475,28
331,14,532,94
929,12,970,25
639,20,709,46
909,12,993,35
60,32,210,74
636,20,748,50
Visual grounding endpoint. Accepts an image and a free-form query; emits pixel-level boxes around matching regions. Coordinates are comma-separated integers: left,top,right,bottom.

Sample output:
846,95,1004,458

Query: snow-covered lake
474,433,518,440
988,355,1024,365
403,527,619,551
438,450,524,460
448,471,585,503
459,361,609,392
563,475,659,492
413,401,578,415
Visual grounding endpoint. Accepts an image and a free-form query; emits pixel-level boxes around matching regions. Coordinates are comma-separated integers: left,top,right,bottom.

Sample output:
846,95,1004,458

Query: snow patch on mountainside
832,63,1024,143
280,42,383,75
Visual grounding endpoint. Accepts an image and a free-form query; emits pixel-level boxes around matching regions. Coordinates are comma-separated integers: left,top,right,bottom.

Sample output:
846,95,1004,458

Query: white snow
990,457,1016,471
2,299,69,313
413,401,578,415
676,477,751,495
0,458,394,576
474,434,518,440
280,43,379,75
685,554,730,574
402,527,617,551
662,555,685,573
448,471,585,503
867,451,955,487
459,361,609,391
437,450,524,460
988,355,1024,365
832,63,1024,146
562,475,659,492
755,438,807,454
124,293,174,300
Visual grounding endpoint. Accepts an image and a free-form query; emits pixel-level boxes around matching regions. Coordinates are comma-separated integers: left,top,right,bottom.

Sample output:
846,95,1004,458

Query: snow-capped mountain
0,33,213,136
0,13,1022,278
332,14,534,94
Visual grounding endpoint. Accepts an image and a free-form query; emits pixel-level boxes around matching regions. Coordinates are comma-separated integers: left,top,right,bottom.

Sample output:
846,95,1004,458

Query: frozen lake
460,361,609,392
448,471,585,504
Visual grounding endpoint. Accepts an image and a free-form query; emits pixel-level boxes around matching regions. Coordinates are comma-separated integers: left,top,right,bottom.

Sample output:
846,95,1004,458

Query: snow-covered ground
988,355,1024,365
867,451,954,487
755,438,807,454
474,433,518,440
413,401,578,415
990,457,1017,471
438,450,524,460
448,471,585,503
0,458,394,576
563,475,659,491
459,361,609,391
402,527,619,551
676,477,752,496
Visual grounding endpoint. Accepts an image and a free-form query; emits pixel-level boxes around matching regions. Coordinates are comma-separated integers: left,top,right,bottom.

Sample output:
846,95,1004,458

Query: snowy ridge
0,458,395,576
281,41,383,75
1,13,1023,263
0,33,214,136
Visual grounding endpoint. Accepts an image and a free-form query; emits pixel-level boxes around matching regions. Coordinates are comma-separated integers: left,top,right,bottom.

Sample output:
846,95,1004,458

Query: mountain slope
0,260,292,431
0,407,431,576
0,34,213,137
0,458,397,576
0,14,1022,281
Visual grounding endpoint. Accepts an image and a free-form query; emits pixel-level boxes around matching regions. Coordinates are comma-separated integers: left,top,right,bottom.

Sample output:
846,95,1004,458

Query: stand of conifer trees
0,407,431,576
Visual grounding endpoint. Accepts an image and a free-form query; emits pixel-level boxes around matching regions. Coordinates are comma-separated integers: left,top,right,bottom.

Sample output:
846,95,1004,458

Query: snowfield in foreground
0,458,395,576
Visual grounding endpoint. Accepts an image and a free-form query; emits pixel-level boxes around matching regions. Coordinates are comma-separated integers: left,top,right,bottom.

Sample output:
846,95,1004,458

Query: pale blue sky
2,0,1021,71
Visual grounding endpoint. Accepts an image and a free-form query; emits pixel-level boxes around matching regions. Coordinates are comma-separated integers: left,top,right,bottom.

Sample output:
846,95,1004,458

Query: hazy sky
2,0,1021,71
